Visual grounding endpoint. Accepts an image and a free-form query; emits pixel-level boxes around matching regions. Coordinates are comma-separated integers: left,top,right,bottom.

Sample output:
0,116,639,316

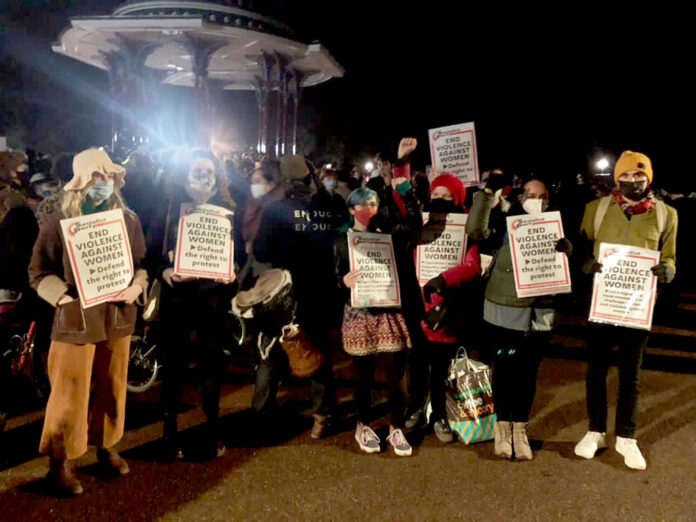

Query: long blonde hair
60,179,129,218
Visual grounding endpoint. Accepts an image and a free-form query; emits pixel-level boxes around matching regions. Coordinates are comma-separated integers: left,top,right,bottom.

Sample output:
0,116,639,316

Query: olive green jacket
580,197,678,271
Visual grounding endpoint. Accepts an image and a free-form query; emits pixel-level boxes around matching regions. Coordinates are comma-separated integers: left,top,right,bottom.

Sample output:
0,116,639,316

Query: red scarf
612,189,656,216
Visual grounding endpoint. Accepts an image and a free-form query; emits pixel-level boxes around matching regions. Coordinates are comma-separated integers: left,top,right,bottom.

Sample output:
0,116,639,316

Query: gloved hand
555,238,573,256
423,275,446,303
425,302,448,332
485,173,507,193
651,262,675,284
582,258,603,275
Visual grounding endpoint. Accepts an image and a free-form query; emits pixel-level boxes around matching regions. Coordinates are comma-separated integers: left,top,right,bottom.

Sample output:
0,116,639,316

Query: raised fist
398,138,417,159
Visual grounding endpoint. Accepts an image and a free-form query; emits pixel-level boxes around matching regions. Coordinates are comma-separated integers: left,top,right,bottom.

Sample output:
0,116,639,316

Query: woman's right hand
163,268,196,286
171,273,197,283
57,295,75,306
343,270,361,289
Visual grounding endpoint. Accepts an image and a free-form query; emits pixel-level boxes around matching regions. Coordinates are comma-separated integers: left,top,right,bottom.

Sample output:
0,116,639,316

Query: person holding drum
239,158,336,439
152,149,237,461
335,138,422,457
28,148,148,495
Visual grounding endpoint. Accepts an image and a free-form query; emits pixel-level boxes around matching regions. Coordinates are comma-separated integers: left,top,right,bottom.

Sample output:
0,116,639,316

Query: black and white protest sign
589,243,659,331
416,212,468,286
428,122,479,187
348,231,400,308
60,209,133,308
506,211,571,298
174,203,234,280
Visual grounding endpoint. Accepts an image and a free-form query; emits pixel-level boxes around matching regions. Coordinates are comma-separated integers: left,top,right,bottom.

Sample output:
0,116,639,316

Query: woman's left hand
108,284,144,305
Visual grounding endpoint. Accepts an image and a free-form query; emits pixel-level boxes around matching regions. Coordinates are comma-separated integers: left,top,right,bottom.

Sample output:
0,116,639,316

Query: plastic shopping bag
445,348,496,444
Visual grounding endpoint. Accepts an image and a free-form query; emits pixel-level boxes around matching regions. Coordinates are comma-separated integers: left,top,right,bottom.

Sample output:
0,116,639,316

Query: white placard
506,211,571,298
588,243,659,331
174,203,234,280
60,209,134,308
428,122,480,187
0,137,7,151
416,212,468,286
348,230,401,308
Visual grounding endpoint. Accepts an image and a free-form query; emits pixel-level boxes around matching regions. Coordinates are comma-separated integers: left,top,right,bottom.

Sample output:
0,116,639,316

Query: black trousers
586,324,648,438
353,350,407,428
409,341,457,421
160,322,224,428
488,323,546,423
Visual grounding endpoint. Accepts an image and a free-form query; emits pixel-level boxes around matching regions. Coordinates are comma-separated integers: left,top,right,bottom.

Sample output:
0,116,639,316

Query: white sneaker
615,436,647,470
355,423,381,454
387,428,412,457
574,431,607,459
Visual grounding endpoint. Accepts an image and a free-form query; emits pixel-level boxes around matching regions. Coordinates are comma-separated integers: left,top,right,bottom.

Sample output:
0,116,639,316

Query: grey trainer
513,422,533,460
494,421,513,458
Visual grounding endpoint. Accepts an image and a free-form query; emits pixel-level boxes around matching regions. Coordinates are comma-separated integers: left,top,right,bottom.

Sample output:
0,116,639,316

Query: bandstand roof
51,1,344,90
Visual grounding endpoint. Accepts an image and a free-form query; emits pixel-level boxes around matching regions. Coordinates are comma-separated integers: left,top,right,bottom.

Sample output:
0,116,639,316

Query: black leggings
353,351,407,428
409,341,457,421
488,324,547,423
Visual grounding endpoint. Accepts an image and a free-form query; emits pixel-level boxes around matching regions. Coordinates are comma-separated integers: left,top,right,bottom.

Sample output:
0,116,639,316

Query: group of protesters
0,135,683,495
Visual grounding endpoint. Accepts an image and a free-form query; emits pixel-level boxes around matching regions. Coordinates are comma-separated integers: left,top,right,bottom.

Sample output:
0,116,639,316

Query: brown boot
49,458,84,495
97,447,130,476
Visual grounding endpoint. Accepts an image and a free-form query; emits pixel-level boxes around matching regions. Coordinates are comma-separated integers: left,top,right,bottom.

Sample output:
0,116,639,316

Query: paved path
1,355,694,521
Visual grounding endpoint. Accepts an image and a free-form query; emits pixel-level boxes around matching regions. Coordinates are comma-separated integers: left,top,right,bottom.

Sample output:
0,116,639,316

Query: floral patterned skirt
341,305,412,356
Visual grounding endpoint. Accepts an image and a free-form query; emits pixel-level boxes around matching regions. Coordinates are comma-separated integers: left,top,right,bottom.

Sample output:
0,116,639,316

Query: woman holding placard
29,148,148,495
152,149,237,462
408,173,481,443
467,177,571,460
335,138,422,456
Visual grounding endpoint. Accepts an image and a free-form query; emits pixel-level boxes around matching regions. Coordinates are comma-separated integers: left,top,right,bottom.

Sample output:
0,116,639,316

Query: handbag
445,347,497,444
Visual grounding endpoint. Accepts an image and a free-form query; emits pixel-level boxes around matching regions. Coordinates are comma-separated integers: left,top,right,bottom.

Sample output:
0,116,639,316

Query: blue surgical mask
88,180,115,203
323,179,337,191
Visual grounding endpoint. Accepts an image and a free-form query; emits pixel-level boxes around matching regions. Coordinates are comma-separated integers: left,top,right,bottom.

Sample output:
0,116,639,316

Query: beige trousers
39,336,130,460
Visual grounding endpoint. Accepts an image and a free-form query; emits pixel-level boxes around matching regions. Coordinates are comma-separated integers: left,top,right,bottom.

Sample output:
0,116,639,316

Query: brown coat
29,208,148,345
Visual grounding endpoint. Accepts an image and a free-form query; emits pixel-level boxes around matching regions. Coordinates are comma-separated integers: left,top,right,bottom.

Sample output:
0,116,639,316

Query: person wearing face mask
467,177,571,460
335,181,421,457
574,151,677,471
152,149,237,461
405,174,481,442
28,148,148,495
240,158,337,438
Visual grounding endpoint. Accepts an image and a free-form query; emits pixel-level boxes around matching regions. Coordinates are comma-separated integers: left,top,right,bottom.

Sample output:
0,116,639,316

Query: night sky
0,1,691,187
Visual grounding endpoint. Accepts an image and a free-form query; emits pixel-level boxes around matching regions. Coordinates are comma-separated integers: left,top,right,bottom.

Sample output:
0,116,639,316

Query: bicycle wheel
127,335,160,393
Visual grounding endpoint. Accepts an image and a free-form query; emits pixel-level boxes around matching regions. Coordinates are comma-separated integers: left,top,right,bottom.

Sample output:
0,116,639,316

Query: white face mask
251,183,270,199
522,198,544,215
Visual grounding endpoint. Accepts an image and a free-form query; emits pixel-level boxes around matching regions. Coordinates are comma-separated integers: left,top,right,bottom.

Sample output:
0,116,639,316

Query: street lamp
596,158,610,172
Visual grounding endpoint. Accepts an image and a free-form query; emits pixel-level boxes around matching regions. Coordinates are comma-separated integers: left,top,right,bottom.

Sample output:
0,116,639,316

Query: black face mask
619,181,647,200
427,198,459,214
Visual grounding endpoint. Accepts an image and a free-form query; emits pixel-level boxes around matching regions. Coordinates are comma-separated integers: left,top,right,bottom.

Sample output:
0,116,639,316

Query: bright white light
596,158,610,171
364,161,374,172
325,163,333,169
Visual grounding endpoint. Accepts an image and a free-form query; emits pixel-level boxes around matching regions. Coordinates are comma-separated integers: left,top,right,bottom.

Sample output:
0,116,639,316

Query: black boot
202,415,226,460
161,413,183,461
